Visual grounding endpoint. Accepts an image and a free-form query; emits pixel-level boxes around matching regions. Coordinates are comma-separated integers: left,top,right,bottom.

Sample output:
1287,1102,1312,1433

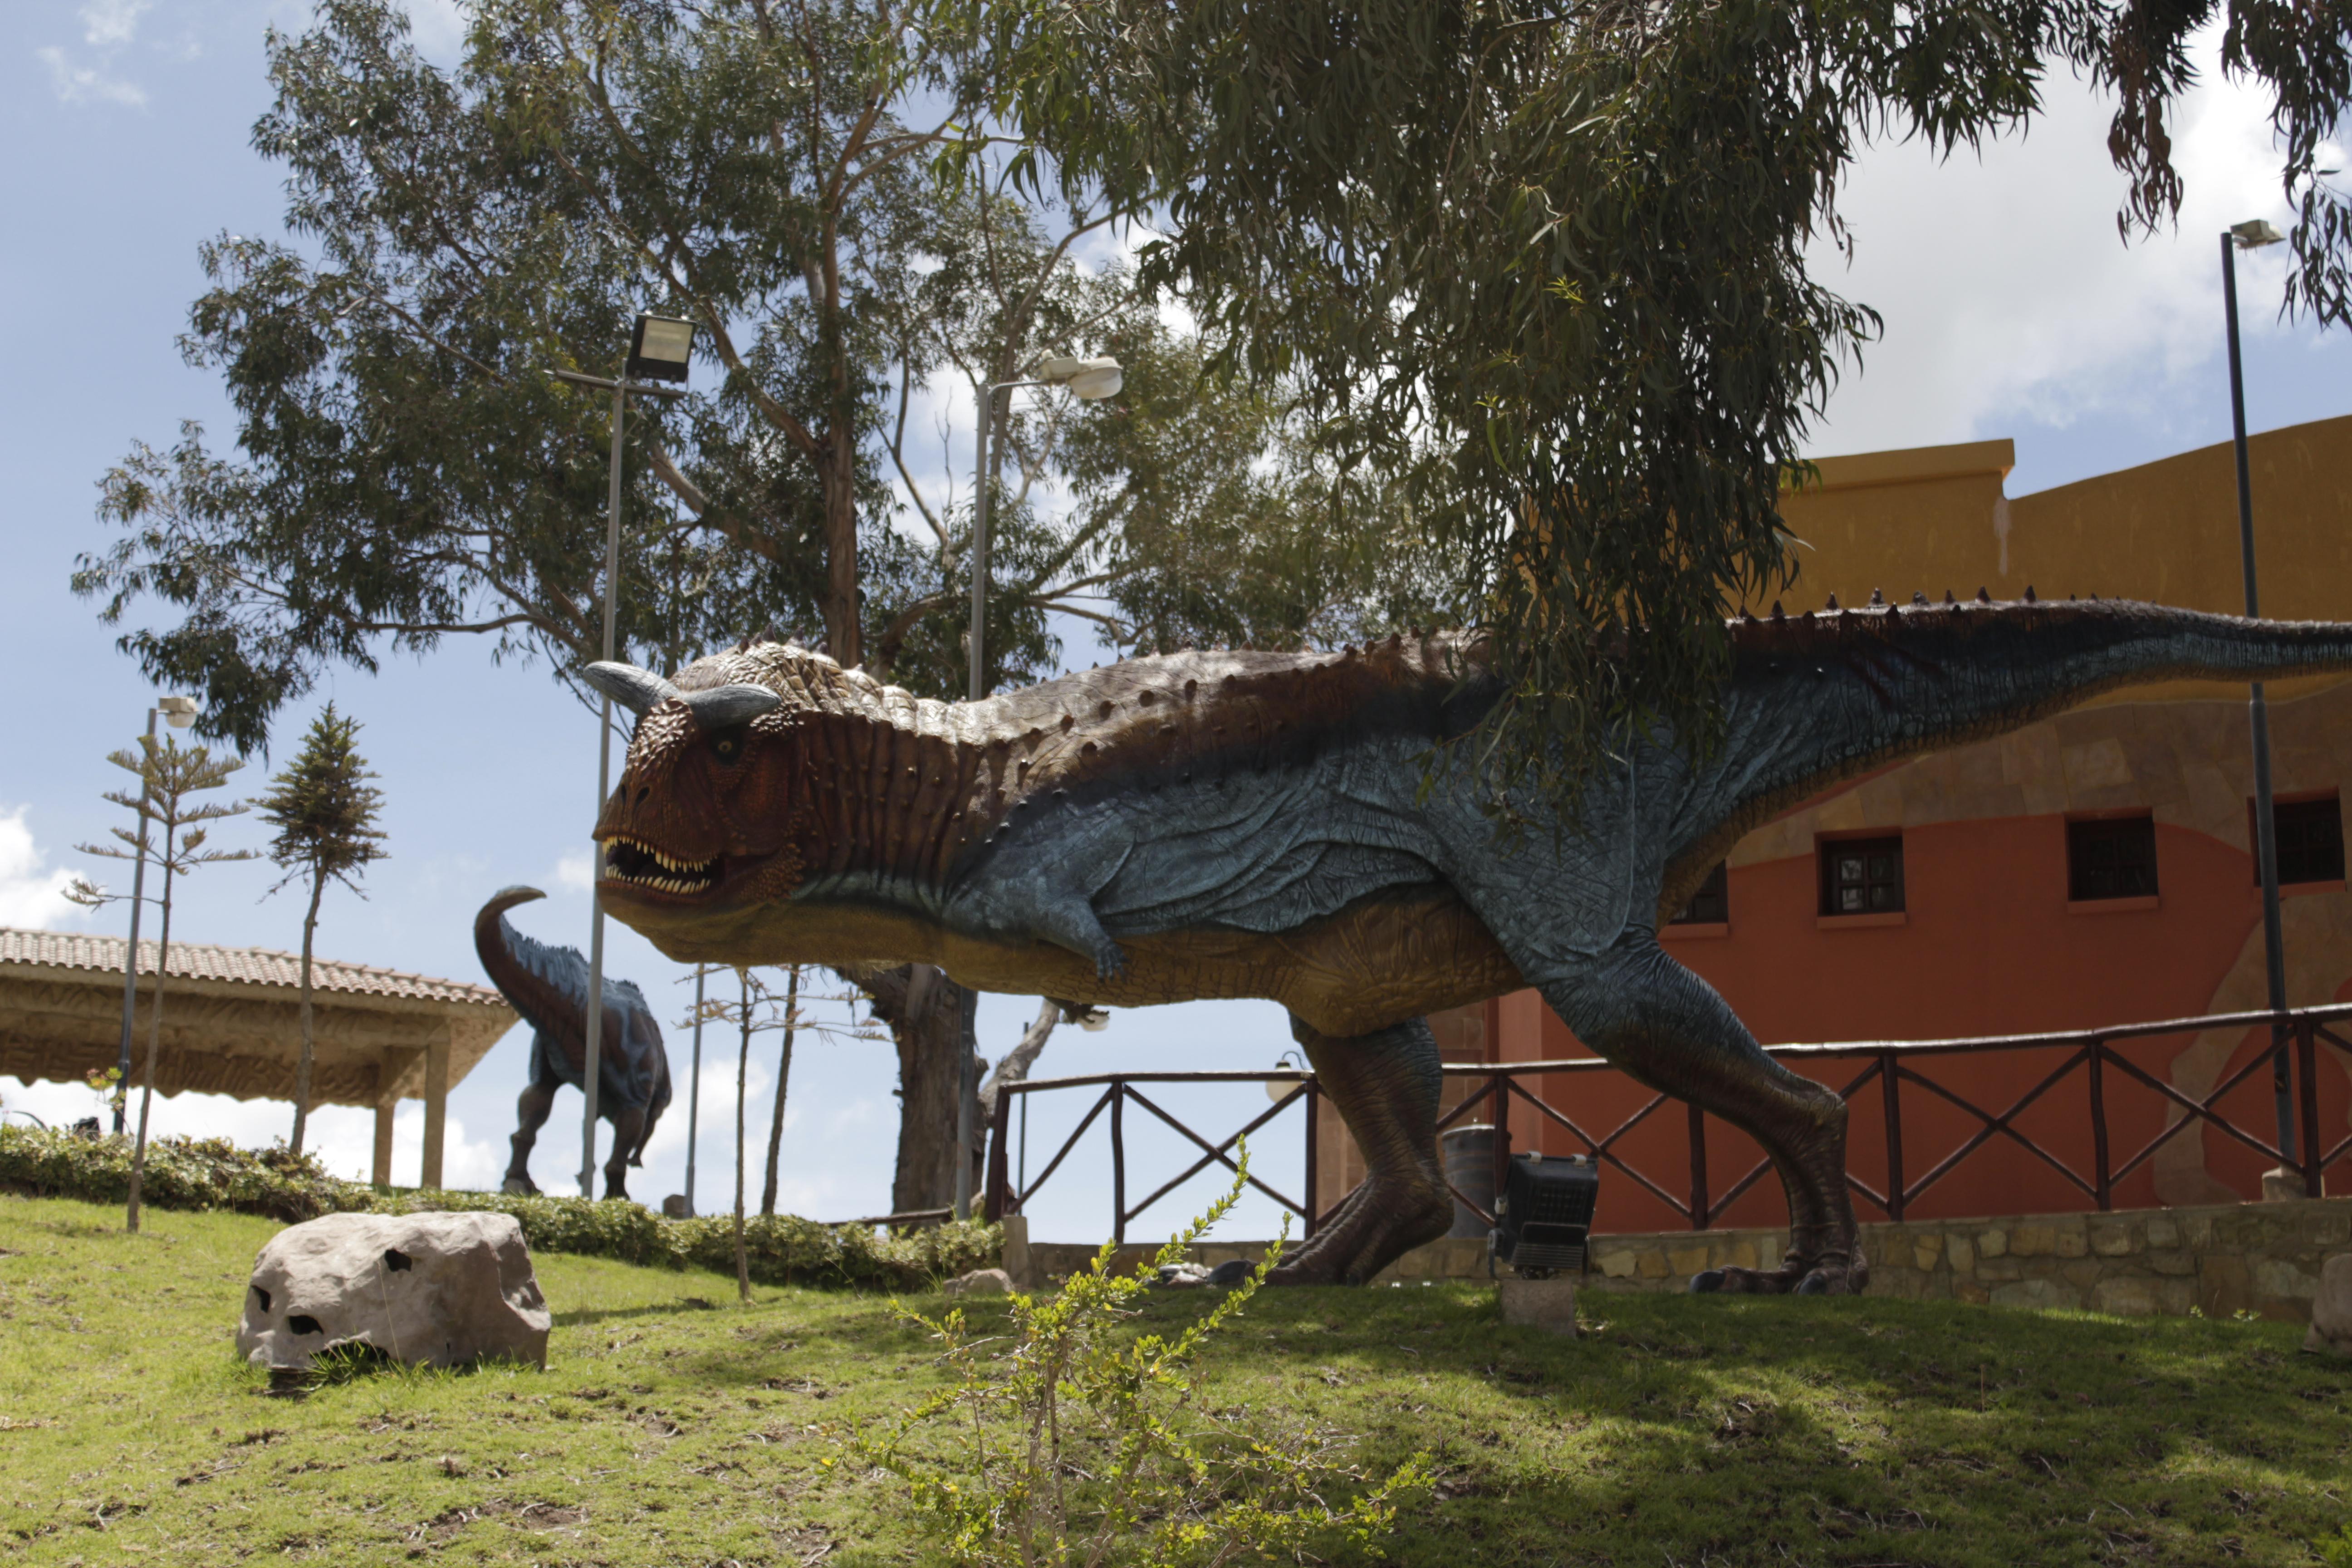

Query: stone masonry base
1019,1196,2350,1322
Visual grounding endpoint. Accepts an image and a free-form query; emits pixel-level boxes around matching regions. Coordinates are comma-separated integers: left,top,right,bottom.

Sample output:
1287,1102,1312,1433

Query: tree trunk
760,966,798,1216
126,856,174,1234
821,439,862,667
733,970,751,1304
860,964,983,1215
289,874,324,1156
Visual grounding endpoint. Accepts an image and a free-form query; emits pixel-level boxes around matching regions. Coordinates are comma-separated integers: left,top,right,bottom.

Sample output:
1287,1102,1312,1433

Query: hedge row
0,1123,997,1290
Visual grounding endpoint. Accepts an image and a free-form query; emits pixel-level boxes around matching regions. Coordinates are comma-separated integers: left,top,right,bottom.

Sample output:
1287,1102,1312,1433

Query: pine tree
253,705,388,1157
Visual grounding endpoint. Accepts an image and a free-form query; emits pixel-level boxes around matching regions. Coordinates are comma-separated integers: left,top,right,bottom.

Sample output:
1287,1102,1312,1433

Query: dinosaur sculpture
577,596,2352,1289
473,887,673,1200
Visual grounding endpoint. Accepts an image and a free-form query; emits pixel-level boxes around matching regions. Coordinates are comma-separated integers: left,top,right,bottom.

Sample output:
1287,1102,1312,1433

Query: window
2068,815,2158,902
1819,836,1903,916
1671,861,1729,925
2268,794,2344,885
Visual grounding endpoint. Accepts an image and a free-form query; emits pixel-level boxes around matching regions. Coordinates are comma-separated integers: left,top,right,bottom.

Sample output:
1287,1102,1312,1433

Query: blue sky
3,0,2348,1246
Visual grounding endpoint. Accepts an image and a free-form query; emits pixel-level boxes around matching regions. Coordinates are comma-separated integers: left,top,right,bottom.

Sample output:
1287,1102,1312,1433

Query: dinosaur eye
710,731,743,764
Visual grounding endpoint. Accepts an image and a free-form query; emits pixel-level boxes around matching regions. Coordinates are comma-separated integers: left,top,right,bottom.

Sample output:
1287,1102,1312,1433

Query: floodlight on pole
2220,216,2298,1187
955,352,1123,1221
112,693,199,1132
551,313,697,1198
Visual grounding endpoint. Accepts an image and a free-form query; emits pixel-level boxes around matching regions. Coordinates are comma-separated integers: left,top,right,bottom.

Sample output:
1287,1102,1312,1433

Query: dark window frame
2255,792,2345,887
1818,835,1905,917
1670,861,1730,925
2067,813,2160,902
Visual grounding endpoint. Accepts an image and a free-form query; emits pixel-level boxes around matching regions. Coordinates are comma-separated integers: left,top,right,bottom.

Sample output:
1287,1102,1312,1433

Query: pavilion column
421,1024,451,1191
372,1099,397,1190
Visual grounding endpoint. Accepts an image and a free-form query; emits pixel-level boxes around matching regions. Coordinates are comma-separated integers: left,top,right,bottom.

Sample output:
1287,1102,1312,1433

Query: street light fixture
627,314,696,384
955,353,1123,1221
2220,216,2298,1183
553,310,697,1199
110,693,199,1132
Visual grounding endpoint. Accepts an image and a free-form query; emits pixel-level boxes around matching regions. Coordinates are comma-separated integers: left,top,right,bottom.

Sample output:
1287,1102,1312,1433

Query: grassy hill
2,1193,2348,1566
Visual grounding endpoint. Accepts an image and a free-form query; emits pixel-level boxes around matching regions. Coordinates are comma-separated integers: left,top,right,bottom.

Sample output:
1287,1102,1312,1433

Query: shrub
850,1146,1429,1566
0,1122,994,1289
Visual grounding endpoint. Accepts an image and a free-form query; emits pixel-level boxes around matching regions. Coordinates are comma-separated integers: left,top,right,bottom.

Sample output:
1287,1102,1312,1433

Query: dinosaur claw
1795,1270,1830,1296
1094,940,1129,980
1689,1269,1727,1294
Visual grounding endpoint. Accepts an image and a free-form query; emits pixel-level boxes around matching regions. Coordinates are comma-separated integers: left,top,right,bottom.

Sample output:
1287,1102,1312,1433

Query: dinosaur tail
473,886,588,1082
1718,600,2352,845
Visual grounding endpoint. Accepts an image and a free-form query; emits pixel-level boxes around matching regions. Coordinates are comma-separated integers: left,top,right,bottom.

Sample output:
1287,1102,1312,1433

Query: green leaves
852,1147,1431,1566
965,0,2352,797
254,702,388,893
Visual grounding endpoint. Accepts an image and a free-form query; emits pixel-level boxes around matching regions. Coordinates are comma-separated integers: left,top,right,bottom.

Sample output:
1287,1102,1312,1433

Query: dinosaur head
584,657,811,922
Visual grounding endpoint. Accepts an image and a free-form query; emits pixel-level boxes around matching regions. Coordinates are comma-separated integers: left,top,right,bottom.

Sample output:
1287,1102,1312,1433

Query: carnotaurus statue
575,598,2352,1289
473,887,672,1200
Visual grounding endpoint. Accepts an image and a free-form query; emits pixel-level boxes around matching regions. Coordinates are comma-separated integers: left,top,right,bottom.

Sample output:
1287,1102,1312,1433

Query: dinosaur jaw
600,834,727,902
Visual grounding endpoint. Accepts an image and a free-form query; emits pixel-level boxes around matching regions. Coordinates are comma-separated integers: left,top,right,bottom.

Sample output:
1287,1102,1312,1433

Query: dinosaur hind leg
601,1104,647,1200
505,1076,557,1196
1541,937,1863,1296
1265,1015,1455,1287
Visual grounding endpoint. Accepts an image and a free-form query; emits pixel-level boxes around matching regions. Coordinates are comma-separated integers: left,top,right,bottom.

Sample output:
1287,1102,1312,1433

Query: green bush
0,1123,994,1289
0,1122,353,1222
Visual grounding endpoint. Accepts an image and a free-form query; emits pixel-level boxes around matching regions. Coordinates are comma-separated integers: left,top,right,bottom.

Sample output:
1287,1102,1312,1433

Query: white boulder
2307,1253,2352,1357
238,1211,550,1371
945,1267,1015,1297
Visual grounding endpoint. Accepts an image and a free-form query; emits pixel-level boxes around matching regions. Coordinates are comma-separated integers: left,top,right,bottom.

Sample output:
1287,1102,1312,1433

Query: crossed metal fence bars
981,1003,2352,1240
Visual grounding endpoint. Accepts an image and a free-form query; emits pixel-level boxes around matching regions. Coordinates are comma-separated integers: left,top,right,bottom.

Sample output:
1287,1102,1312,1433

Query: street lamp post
109,694,197,1133
554,313,696,1199
2221,217,2296,1176
957,354,1123,1220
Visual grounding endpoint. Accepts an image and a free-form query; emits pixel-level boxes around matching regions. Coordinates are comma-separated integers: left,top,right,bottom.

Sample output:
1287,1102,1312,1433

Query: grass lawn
2,1193,2348,1567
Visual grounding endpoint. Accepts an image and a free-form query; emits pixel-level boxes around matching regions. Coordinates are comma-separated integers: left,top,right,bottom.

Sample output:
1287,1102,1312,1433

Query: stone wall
1019,1197,2351,1322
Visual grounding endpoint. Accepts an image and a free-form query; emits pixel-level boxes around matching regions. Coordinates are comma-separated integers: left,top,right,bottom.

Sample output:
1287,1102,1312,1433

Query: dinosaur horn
584,661,683,716
681,684,784,730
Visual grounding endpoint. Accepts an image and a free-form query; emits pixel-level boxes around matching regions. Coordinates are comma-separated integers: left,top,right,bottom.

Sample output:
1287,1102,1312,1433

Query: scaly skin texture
589,598,2352,1289
473,888,673,1200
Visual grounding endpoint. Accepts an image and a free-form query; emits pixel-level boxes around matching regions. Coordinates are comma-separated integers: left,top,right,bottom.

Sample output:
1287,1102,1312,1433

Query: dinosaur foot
500,1174,539,1196
1265,1178,1452,1288
1689,1245,1868,1298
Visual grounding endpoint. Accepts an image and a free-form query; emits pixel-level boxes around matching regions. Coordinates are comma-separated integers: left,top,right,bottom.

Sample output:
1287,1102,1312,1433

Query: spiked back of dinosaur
588,632,1497,912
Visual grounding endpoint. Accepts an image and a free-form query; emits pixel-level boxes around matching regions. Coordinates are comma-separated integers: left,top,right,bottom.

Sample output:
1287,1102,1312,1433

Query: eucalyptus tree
78,0,1438,1215
970,0,2352,800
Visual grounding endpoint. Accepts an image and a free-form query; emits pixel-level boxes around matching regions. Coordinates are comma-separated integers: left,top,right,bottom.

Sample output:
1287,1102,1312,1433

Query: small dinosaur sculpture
473,887,673,1200
579,598,2352,1288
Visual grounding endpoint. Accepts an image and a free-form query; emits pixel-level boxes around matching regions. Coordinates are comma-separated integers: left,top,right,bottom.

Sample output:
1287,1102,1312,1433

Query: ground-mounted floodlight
626,314,697,384
1489,1150,1600,1278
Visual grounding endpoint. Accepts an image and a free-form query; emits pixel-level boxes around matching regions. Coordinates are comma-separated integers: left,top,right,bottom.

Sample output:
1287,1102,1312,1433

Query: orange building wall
1471,415,2352,1233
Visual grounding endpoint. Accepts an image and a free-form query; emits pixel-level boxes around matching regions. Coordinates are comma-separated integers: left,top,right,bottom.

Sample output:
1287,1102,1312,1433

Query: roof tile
0,926,505,1009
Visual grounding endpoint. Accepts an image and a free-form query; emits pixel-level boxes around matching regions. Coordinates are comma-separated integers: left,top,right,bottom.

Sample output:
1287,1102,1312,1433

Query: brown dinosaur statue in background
576,598,2352,1288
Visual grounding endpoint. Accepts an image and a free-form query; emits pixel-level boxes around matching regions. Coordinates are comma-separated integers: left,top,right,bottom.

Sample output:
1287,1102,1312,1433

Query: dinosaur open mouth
602,836,722,897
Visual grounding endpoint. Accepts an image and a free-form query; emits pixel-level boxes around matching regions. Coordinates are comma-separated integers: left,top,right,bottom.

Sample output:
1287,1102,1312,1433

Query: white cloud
554,850,593,892
0,806,87,930
79,0,149,47
39,45,145,107
1806,26,2303,456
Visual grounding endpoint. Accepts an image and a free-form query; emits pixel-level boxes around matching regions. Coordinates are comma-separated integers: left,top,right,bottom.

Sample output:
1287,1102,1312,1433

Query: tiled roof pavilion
0,927,517,1188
